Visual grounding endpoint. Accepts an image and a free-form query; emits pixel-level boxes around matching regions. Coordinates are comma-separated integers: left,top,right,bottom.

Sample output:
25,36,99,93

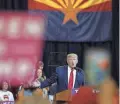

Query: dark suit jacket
41,65,85,93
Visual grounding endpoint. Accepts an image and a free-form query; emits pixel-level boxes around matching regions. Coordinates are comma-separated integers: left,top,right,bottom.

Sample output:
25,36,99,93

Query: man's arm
82,70,85,86
76,67,85,86
40,72,58,88
79,69,85,86
38,67,60,88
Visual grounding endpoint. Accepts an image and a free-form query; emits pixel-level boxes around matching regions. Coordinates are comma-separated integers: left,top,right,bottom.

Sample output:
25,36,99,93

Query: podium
54,89,79,104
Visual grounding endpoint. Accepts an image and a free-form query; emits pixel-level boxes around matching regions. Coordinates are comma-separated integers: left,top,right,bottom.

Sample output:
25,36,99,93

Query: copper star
60,1,80,24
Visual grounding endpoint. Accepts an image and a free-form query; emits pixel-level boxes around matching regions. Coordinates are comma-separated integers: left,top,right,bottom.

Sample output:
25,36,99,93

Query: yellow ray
34,0,62,9
71,0,75,5
64,0,68,6
78,0,110,9
56,0,67,8
73,0,84,8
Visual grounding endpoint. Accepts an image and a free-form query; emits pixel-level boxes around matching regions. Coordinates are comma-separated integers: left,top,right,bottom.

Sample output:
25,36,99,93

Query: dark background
0,0,119,86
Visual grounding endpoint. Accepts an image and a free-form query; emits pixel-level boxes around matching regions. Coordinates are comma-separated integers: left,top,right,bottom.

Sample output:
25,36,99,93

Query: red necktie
68,70,74,89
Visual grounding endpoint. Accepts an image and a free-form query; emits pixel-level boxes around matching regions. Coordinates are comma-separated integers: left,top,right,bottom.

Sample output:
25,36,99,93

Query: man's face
67,56,78,68
2,82,8,91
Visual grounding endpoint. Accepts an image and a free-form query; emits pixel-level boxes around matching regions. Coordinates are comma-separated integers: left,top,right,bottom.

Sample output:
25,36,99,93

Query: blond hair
67,53,78,59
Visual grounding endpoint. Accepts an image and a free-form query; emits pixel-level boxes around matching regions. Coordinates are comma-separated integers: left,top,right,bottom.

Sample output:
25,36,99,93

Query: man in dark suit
32,53,85,93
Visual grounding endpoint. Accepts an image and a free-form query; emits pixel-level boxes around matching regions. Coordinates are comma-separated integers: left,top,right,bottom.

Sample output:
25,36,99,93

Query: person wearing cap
32,61,48,97
33,61,46,83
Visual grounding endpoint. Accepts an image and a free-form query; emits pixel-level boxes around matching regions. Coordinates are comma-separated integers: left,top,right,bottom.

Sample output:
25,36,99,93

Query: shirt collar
68,66,75,71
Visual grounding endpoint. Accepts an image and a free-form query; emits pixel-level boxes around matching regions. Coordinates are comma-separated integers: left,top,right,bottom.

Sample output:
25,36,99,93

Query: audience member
0,80,14,102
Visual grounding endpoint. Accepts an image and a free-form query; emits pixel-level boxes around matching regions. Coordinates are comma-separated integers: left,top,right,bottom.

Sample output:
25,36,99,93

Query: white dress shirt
68,66,76,88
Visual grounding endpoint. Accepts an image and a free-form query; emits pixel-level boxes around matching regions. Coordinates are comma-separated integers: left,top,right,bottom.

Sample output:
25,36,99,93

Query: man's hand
32,80,41,88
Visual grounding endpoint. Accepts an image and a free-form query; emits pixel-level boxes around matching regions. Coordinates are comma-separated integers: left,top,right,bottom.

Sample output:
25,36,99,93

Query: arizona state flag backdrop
29,0,112,42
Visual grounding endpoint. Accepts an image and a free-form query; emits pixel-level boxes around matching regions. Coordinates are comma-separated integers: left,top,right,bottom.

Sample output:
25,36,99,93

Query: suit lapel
64,65,68,88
